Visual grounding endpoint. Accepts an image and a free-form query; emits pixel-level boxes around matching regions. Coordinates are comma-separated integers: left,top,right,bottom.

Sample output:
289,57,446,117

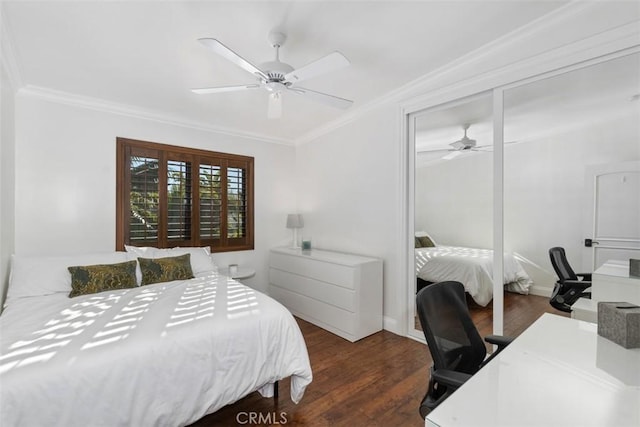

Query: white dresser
268,247,383,342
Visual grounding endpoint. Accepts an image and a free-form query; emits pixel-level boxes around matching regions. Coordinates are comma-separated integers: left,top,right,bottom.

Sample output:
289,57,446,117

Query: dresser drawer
268,285,357,338
269,268,356,312
269,252,355,290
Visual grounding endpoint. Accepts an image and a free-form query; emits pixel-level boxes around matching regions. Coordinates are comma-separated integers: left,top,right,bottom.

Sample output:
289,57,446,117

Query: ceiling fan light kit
450,124,476,150
192,31,353,119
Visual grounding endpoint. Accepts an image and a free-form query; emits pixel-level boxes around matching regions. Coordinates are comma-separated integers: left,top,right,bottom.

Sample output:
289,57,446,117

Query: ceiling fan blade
267,92,282,119
198,38,269,81
191,84,260,94
472,140,520,151
442,151,463,160
284,51,350,84
416,147,453,154
287,86,353,110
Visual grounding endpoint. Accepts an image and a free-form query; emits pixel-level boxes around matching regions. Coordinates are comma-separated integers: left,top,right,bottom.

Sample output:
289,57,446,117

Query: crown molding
18,85,295,146
294,1,640,145
0,3,24,90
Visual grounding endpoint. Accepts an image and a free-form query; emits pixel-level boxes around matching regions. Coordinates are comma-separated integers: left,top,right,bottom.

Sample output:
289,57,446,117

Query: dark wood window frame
116,137,254,252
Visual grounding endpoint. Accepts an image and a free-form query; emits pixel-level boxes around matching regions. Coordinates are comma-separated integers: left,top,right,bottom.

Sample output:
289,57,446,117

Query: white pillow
6,252,130,306
124,246,218,280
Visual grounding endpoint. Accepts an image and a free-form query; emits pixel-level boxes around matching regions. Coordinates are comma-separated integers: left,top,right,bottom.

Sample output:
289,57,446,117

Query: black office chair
416,281,513,418
548,247,592,313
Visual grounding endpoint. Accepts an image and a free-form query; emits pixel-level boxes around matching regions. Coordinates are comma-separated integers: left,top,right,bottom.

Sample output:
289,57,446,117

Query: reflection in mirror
504,52,640,317
409,51,640,341
411,92,494,338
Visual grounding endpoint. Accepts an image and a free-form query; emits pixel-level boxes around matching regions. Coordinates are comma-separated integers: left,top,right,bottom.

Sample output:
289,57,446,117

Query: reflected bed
415,245,533,306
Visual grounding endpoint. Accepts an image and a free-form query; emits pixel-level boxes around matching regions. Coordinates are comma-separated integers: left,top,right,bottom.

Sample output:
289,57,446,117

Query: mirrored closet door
409,92,493,340
503,51,640,297
407,49,640,341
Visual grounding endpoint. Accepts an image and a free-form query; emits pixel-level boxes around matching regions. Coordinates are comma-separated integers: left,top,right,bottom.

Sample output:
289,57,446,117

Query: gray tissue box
630,259,640,278
597,302,640,349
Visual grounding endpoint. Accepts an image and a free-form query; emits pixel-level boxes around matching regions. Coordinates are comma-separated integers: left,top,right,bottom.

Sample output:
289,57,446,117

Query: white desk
572,259,640,323
592,260,640,304
425,313,640,427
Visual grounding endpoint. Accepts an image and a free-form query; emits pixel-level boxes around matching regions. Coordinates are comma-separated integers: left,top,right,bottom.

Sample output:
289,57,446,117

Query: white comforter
415,246,532,306
0,274,312,427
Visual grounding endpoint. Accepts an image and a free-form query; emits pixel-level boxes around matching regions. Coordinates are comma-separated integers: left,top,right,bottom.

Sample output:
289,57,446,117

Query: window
116,137,254,252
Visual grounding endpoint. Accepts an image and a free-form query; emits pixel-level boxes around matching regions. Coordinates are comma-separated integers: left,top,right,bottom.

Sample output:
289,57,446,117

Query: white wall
504,112,640,292
416,112,640,296
416,153,493,249
295,104,402,331
14,94,297,294
0,60,16,307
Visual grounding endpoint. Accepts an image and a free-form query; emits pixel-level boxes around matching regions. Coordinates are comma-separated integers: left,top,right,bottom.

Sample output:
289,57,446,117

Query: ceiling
2,0,570,144
415,51,640,163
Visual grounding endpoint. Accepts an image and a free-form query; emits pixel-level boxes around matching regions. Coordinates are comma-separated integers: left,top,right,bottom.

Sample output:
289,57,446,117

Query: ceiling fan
418,124,491,160
192,31,353,119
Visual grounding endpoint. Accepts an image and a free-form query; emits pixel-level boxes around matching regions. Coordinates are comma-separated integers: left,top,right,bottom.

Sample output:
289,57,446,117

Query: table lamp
286,214,304,248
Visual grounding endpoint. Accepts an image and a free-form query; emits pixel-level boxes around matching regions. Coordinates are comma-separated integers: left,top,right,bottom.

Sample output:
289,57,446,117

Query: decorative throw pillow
68,260,138,298
124,245,218,283
416,235,436,248
138,253,194,286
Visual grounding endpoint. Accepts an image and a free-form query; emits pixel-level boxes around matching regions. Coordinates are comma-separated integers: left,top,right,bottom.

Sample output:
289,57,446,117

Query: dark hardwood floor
190,292,568,427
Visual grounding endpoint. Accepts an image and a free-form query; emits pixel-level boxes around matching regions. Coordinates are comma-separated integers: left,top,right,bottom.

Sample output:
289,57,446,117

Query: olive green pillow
416,235,436,248
68,260,138,298
138,253,194,286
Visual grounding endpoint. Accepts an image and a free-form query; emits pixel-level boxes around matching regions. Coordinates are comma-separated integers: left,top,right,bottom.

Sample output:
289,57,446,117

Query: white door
583,161,640,271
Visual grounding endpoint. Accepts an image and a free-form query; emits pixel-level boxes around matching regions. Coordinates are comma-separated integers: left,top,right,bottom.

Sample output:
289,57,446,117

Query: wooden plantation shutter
227,161,249,241
124,145,160,247
165,155,193,246
198,161,222,244
116,138,254,252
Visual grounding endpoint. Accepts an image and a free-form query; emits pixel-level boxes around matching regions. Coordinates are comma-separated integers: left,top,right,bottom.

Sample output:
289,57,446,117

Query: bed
415,240,533,306
0,247,312,427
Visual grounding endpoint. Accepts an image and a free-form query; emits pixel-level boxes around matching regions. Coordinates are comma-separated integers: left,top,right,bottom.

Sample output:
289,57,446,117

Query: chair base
550,282,591,313
419,370,451,418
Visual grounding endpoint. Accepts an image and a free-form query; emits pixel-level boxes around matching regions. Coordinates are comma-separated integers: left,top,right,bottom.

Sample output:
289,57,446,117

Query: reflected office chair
416,281,513,418
548,247,592,313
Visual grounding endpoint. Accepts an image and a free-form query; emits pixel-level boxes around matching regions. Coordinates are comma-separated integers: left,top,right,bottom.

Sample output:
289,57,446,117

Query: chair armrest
563,279,591,289
481,335,514,367
432,369,472,389
484,335,514,348
577,273,592,281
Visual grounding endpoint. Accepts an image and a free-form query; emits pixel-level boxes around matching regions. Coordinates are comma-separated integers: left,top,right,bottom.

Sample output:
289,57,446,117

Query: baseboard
529,285,553,298
383,316,402,336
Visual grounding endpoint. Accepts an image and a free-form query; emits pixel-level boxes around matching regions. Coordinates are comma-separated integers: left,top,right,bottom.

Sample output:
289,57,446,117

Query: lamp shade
286,214,304,229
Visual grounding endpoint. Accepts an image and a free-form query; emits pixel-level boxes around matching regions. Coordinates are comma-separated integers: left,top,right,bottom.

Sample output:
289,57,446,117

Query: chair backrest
416,281,486,375
549,247,577,282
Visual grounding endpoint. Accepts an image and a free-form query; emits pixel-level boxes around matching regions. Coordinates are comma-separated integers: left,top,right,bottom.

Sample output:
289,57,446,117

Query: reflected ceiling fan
192,31,353,119
418,124,491,160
